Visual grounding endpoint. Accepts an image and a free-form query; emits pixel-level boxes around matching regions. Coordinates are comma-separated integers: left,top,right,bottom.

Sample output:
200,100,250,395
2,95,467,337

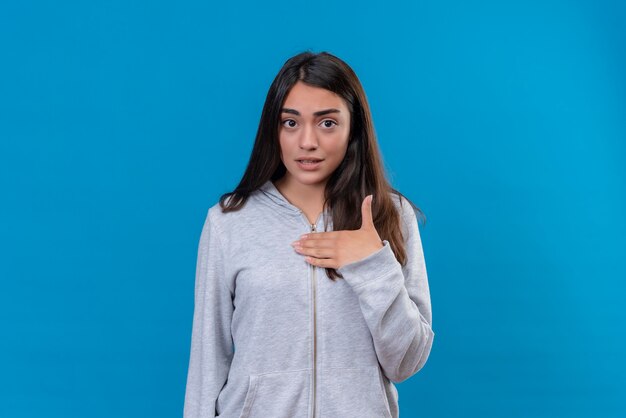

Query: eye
321,119,337,128
281,119,297,128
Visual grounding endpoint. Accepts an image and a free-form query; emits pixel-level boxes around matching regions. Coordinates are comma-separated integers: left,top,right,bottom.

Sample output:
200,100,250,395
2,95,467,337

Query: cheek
323,138,349,166
278,134,295,157
332,143,348,159
330,132,350,154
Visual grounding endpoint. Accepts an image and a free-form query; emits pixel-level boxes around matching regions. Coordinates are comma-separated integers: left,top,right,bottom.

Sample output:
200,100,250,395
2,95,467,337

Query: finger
297,238,335,249
299,231,339,241
304,255,338,269
294,245,335,259
360,194,374,230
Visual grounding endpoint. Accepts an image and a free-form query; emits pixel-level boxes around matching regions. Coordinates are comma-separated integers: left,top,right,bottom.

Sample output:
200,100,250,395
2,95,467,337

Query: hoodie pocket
238,369,310,418
321,365,392,418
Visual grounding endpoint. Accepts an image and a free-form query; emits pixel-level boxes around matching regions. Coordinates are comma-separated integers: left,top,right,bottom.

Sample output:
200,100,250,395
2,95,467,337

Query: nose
299,123,318,150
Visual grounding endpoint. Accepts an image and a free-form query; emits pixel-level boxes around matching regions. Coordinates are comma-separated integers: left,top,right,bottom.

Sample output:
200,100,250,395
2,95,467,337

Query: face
278,81,351,188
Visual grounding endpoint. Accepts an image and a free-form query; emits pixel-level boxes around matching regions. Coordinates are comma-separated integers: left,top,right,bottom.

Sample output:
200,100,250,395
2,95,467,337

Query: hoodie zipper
296,209,323,418
310,221,317,418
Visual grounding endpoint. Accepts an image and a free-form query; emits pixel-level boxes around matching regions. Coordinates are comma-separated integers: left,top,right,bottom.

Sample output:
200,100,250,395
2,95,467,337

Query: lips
295,158,323,170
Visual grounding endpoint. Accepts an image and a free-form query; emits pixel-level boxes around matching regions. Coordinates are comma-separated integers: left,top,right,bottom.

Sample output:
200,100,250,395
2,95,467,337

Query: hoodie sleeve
183,210,234,418
336,196,434,383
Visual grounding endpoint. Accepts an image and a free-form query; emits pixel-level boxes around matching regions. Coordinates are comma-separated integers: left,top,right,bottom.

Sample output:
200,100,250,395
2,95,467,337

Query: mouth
295,158,324,170
295,158,324,163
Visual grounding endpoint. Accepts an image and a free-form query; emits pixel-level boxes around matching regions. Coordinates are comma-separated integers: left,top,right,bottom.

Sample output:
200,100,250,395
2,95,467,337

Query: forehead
282,82,347,113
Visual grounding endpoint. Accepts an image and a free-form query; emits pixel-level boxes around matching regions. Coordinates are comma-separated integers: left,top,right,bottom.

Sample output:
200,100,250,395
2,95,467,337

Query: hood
258,179,332,221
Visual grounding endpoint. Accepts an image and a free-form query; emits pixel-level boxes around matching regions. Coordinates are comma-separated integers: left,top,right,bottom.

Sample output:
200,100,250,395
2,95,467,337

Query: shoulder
204,193,264,236
205,200,238,233
388,191,417,223
387,190,423,244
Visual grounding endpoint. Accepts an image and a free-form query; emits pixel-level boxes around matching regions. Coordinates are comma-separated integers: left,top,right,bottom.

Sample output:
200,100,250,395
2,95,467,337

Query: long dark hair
219,50,426,281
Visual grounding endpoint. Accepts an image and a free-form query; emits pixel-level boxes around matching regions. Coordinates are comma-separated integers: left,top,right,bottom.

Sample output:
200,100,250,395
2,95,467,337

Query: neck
274,176,326,221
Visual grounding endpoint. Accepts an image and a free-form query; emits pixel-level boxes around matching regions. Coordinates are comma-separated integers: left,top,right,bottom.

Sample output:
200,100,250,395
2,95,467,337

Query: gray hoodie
183,179,434,418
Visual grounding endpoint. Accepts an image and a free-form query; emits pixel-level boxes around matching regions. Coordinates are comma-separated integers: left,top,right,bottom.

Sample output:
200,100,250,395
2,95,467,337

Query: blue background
1,1,624,417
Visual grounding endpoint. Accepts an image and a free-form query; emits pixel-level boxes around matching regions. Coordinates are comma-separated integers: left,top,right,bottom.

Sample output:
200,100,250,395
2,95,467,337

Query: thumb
360,194,374,229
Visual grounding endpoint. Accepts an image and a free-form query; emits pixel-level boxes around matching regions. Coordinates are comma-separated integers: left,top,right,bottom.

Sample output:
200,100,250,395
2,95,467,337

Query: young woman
183,51,435,418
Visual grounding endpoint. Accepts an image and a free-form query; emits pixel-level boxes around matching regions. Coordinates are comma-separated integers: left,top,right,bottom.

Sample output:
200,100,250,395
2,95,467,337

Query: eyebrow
281,108,341,117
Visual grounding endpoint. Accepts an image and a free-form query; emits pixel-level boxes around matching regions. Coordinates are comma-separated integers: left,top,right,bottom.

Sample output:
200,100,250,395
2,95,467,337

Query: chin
287,171,330,186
